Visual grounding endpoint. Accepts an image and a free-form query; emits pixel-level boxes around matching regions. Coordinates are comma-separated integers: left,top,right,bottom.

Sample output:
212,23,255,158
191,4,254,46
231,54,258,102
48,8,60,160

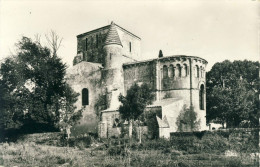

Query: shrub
176,105,200,132
58,136,92,148
224,157,243,167
161,147,171,154
107,145,125,156
140,138,171,150
228,129,259,153
171,135,200,153
200,133,229,153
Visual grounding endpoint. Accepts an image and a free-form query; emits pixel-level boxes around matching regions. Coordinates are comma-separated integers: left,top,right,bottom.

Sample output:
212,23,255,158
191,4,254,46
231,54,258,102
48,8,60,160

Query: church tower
103,21,123,69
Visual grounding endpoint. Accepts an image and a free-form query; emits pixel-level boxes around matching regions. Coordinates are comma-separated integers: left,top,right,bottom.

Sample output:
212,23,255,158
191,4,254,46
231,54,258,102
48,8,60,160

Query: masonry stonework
66,22,208,138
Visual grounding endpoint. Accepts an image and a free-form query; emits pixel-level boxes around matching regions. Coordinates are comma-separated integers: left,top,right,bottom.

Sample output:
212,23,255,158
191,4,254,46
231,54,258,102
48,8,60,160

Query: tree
176,105,200,132
45,30,63,57
0,36,82,134
206,60,259,127
159,50,163,58
118,83,154,139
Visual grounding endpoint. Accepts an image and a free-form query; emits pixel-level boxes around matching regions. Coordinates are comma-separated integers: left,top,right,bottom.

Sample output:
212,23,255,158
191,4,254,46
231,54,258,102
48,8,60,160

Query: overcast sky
0,0,259,70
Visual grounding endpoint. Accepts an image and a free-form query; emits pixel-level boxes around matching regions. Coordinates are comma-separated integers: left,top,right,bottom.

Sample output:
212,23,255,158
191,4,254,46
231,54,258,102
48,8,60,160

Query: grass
0,141,258,167
0,131,258,166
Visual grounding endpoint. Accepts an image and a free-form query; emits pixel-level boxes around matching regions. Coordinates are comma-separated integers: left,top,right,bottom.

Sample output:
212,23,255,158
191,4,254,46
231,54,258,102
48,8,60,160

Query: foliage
0,132,258,167
206,60,259,127
176,105,200,132
118,83,154,121
94,92,108,117
118,83,154,139
200,133,229,153
158,50,163,58
228,129,259,153
143,109,161,139
0,36,82,134
107,145,127,156
59,136,92,149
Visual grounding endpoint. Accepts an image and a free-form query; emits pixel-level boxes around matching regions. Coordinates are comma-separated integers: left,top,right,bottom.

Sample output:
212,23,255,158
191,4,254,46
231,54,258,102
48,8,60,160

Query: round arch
82,88,89,106
199,84,205,110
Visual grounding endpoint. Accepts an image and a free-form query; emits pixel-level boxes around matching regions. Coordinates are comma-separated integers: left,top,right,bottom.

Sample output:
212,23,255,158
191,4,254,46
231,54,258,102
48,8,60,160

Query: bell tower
103,21,123,69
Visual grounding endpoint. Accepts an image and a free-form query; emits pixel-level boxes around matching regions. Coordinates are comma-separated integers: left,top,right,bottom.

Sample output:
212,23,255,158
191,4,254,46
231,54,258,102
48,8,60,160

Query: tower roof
104,21,123,47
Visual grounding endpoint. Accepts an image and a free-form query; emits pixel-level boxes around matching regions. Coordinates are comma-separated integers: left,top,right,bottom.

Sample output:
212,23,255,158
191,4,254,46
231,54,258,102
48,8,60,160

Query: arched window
195,65,199,78
163,65,168,78
200,66,203,78
82,88,89,106
199,84,204,110
169,64,175,78
183,64,188,77
176,64,181,77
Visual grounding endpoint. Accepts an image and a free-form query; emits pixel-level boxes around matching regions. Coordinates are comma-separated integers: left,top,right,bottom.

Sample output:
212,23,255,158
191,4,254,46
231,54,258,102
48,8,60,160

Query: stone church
66,22,207,138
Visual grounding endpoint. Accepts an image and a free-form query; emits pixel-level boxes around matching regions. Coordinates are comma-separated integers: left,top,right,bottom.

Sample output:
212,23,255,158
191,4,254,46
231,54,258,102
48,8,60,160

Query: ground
0,132,258,167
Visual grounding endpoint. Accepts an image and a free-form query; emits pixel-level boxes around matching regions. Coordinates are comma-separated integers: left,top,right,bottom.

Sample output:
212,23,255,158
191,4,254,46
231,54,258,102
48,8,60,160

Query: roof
66,61,103,76
104,22,122,46
156,115,170,128
115,23,141,40
76,22,141,40
101,98,182,113
77,25,110,38
123,55,208,67
147,98,182,108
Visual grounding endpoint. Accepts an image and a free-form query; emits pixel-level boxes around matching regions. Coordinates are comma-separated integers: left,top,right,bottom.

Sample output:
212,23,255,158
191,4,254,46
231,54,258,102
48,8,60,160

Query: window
183,64,188,76
85,38,88,51
82,88,89,106
176,64,181,77
169,64,175,77
200,66,203,78
163,65,168,78
129,42,131,52
195,65,199,78
199,84,204,110
96,34,98,48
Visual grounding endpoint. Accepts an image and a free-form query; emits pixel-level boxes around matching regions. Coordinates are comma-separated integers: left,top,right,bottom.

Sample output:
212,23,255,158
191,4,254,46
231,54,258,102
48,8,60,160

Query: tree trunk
129,119,133,139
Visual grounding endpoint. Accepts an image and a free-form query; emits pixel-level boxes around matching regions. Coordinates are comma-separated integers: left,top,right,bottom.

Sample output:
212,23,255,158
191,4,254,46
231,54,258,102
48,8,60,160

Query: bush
200,133,229,153
228,129,259,153
171,135,201,153
161,147,171,154
59,136,92,148
139,138,171,150
107,145,125,156
224,157,243,167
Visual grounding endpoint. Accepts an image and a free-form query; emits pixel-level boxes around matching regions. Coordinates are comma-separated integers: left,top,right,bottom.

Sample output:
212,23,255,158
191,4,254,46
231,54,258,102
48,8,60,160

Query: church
66,22,208,138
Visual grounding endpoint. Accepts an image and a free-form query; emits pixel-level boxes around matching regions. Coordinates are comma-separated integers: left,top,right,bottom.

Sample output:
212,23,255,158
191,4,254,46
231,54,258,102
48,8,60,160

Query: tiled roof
123,55,208,67
104,22,122,47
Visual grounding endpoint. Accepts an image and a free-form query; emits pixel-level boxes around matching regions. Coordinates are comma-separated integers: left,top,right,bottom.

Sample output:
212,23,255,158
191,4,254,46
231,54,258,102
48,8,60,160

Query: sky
0,0,259,71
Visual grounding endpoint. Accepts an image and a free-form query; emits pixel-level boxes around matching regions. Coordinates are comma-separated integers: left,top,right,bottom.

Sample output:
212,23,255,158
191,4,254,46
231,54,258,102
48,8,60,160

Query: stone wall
76,26,109,65
116,25,141,61
66,62,104,135
71,23,208,137
157,56,207,131
123,60,157,95
75,24,141,66
99,111,120,138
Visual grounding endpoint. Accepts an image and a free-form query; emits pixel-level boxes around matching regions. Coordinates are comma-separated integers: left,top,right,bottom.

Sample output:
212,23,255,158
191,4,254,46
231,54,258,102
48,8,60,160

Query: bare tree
34,34,41,44
45,30,63,57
